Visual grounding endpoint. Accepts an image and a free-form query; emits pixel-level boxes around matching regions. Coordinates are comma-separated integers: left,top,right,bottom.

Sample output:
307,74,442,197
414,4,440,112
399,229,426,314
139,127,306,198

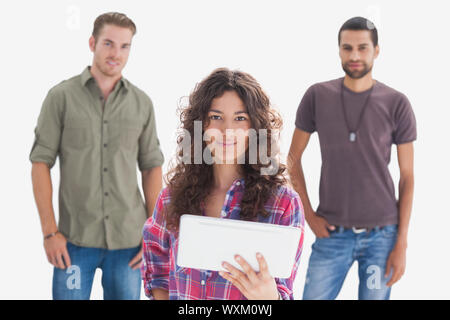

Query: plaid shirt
141,178,305,300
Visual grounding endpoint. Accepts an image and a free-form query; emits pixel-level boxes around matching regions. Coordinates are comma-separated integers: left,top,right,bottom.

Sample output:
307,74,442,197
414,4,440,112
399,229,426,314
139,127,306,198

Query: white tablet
177,214,302,279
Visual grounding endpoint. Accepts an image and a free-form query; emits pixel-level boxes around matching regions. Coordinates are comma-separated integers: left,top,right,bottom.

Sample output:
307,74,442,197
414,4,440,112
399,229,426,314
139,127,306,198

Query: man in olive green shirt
30,12,164,300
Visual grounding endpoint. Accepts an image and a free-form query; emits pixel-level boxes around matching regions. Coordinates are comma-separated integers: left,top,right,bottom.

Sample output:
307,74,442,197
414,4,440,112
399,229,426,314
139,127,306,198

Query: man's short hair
338,16,378,47
92,12,136,41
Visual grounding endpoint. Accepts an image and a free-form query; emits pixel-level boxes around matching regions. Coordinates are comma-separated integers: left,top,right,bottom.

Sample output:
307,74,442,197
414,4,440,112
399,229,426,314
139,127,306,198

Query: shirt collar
231,178,245,189
80,66,129,91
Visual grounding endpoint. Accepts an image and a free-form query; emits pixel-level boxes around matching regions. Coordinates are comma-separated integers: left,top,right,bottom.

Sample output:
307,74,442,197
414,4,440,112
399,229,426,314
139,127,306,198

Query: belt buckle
352,227,367,234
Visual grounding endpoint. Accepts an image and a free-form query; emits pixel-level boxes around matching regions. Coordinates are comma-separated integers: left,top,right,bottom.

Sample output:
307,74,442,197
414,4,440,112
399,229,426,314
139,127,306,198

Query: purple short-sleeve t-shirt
295,77,416,227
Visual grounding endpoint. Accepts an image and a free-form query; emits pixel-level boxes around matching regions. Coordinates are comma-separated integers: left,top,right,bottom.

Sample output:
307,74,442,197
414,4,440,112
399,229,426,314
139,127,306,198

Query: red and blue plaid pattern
141,178,305,300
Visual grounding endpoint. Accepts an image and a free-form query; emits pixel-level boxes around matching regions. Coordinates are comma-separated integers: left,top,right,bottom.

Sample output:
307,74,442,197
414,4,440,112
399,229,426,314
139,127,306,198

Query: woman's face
204,90,251,164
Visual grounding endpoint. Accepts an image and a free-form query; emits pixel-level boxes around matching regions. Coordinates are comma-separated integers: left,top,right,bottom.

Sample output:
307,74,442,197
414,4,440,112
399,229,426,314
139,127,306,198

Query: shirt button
105,215,109,220
201,280,205,285
103,120,108,124
103,168,108,172
104,192,109,196
104,143,108,148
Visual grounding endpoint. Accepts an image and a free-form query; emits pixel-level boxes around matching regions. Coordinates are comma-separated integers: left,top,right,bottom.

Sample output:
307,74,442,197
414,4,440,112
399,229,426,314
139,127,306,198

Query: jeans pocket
65,241,79,256
381,224,398,238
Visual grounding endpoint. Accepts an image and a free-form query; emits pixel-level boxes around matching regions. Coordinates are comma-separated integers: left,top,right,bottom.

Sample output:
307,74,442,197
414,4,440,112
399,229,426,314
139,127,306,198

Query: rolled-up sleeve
275,192,305,300
138,96,164,171
141,188,171,299
29,88,64,168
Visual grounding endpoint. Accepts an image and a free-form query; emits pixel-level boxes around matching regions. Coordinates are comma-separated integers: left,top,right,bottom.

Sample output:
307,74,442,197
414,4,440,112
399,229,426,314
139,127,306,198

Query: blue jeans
52,242,141,300
302,225,398,300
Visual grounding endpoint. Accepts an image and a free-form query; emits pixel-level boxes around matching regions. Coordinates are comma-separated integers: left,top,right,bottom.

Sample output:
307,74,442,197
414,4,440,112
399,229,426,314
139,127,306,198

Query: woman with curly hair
141,68,305,300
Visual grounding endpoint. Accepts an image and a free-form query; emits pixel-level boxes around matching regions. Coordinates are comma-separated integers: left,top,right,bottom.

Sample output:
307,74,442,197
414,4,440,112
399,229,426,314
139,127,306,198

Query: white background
1,0,449,299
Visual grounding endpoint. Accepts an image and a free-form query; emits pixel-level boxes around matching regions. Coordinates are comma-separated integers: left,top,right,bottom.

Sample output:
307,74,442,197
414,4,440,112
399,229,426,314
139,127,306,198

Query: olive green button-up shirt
30,67,165,250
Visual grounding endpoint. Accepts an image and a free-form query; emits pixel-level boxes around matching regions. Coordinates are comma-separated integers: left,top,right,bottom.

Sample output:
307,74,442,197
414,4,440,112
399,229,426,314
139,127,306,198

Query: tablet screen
177,215,302,278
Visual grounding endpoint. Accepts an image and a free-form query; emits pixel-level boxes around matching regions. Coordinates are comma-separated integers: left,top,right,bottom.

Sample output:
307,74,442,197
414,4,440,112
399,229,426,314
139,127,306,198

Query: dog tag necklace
340,78,374,142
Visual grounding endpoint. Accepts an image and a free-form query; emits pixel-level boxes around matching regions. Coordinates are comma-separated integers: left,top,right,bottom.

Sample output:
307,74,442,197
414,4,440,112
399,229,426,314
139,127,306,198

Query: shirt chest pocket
109,118,143,151
61,117,93,150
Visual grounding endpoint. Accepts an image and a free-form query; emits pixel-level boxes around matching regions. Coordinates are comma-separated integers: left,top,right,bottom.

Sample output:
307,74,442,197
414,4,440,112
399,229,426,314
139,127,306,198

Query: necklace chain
339,78,375,142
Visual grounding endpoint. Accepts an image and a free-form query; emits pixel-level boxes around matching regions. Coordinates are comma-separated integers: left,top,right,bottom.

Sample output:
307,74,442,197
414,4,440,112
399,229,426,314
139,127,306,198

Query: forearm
142,166,163,218
287,156,314,218
152,288,169,300
31,162,58,236
397,174,414,246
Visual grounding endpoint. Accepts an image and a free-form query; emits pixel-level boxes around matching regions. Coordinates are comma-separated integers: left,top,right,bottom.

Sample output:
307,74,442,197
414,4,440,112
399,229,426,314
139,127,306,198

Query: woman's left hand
219,253,279,300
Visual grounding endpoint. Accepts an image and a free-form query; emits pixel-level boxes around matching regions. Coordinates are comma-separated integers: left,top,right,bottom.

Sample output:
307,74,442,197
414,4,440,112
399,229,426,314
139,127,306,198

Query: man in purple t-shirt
288,17,416,300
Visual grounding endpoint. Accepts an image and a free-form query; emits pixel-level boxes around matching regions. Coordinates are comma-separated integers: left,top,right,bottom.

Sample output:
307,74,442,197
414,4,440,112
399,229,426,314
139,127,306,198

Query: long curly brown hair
164,68,287,231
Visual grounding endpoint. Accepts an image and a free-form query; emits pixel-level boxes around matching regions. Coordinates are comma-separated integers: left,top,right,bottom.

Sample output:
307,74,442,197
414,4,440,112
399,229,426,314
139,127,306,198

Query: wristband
44,231,58,240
